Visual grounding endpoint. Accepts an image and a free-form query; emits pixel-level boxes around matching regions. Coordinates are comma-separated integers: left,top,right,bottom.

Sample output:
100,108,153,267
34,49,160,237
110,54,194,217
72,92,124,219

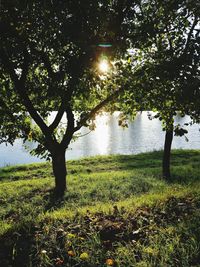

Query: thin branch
74,130,92,138
20,49,30,84
74,87,123,132
183,16,198,55
165,25,174,56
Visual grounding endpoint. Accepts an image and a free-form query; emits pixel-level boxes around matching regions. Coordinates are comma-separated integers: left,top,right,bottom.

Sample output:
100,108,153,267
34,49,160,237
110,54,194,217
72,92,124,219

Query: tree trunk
163,129,173,180
52,149,67,197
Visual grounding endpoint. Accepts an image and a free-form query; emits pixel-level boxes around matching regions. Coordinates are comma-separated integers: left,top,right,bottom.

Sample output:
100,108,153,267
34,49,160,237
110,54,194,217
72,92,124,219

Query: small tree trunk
52,149,67,197
163,129,173,180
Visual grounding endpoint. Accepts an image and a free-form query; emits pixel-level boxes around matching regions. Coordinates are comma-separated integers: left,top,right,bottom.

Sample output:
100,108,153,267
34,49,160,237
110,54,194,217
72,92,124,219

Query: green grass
0,149,200,266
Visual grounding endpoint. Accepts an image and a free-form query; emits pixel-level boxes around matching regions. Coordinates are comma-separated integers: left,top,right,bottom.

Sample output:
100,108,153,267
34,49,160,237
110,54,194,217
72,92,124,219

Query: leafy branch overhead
0,0,130,195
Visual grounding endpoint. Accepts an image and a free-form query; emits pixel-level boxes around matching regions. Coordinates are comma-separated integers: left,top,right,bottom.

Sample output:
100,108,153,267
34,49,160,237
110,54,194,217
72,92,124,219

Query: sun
99,59,109,73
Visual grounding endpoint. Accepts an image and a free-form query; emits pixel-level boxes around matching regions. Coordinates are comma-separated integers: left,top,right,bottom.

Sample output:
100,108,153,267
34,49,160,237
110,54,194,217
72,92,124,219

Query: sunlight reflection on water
0,111,199,167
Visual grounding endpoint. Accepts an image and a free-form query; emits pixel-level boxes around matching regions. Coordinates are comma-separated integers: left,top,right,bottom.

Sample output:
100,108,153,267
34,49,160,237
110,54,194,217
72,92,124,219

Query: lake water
0,111,199,167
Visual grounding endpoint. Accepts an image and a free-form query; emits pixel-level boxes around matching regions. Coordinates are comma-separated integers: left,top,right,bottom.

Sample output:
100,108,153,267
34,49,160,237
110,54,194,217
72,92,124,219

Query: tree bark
52,149,67,197
163,129,173,180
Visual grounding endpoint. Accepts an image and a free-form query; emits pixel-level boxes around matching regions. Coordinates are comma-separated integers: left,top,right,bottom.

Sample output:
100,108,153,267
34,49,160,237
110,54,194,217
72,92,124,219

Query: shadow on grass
117,150,199,168
113,150,200,184
0,150,200,266
43,189,66,211
1,194,200,267
0,221,36,267
1,150,199,183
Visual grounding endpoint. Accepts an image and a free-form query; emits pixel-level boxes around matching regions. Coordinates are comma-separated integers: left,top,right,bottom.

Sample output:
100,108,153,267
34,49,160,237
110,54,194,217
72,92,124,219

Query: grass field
0,150,200,267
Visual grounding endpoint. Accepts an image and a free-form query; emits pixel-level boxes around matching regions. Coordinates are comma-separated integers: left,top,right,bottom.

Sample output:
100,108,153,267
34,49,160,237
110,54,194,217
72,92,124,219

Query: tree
0,0,128,196
114,0,200,179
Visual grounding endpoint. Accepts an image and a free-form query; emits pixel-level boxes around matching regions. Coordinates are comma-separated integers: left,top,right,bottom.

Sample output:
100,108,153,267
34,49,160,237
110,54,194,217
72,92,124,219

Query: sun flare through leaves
98,59,109,73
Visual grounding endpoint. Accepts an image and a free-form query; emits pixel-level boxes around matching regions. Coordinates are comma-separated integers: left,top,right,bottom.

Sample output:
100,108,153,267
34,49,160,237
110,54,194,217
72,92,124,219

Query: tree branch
183,16,198,55
74,87,123,132
61,105,75,148
1,48,50,137
49,102,66,132
165,25,174,56
20,49,30,84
